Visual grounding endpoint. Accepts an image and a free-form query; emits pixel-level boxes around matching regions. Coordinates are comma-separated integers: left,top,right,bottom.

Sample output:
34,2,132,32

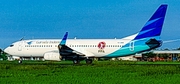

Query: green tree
143,52,156,62
162,53,169,61
143,52,156,58
176,47,180,50
0,49,8,60
164,48,169,50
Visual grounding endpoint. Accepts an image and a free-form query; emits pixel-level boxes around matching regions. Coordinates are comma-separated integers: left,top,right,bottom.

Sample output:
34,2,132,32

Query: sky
0,0,180,49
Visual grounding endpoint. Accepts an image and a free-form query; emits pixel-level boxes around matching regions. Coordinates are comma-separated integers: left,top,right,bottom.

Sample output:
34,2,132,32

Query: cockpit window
10,45,14,47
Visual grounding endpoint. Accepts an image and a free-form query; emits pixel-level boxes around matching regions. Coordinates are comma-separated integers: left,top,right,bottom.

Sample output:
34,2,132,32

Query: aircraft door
129,41,134,51
18,41,23,51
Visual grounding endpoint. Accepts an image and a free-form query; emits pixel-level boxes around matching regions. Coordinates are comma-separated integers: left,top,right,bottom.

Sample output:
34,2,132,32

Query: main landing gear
73,56,80,64
72,56,93,64
85,59,93,64
73,59,80,64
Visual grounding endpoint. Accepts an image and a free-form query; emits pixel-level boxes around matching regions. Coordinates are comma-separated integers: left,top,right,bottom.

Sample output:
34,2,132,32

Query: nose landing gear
18,59,22,64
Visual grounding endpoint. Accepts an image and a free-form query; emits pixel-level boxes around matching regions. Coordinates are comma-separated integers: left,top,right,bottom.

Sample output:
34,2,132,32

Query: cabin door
18,41,23,51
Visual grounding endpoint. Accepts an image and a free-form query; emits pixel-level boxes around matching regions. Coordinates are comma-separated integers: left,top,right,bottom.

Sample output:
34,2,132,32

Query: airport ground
0,60,180,84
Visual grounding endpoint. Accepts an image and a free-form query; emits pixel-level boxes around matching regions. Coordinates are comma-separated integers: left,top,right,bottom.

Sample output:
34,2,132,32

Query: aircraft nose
4,47,9,54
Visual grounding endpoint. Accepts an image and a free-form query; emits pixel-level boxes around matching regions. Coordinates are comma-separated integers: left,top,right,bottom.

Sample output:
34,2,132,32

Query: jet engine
43,51,61,61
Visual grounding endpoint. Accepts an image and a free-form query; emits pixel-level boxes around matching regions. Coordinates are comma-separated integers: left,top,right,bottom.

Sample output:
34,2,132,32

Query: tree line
142,52,179,62
0,49,7,60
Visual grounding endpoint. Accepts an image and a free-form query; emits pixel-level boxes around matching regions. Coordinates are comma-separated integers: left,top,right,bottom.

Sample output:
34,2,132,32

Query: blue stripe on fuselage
105,36,160,57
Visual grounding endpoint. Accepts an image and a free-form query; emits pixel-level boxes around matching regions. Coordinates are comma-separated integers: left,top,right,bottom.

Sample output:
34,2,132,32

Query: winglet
134,4,168,40
60,32,68,45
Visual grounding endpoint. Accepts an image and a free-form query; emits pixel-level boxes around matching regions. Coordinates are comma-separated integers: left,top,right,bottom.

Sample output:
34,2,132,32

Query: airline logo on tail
134,5,167,40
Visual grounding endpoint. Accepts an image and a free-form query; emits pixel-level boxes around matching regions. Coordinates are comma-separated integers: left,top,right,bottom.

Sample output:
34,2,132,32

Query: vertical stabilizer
134,4,167,40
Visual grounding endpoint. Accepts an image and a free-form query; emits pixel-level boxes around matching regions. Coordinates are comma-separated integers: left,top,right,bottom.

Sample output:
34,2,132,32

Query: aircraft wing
58,32,94,58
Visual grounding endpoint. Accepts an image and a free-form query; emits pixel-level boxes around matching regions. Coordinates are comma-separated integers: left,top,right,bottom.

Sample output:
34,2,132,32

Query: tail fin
134,4,168,40
60,32,68,45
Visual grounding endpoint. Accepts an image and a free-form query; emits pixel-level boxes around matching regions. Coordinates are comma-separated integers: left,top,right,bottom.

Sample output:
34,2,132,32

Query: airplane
4,4,168,64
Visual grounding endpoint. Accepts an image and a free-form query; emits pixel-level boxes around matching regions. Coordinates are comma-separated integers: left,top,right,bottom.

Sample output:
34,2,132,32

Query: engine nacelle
44,51,61,61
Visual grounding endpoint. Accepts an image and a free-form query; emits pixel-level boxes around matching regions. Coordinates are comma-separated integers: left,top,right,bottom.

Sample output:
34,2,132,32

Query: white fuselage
4,34,136,58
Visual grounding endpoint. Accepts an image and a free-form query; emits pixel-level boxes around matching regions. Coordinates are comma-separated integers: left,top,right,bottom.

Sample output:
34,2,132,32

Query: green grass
0,61,180,84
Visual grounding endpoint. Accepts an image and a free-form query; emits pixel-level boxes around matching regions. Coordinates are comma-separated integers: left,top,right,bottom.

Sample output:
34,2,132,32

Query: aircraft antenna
20,37,24,41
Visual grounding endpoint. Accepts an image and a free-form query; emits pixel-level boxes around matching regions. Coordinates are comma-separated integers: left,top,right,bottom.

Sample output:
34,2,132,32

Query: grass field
0,61,180,84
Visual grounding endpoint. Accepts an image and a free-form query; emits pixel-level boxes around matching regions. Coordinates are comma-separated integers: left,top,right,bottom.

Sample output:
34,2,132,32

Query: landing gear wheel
73,59,80,64
86,59,93,64
18,60,22,64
